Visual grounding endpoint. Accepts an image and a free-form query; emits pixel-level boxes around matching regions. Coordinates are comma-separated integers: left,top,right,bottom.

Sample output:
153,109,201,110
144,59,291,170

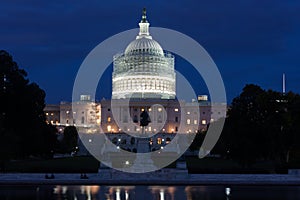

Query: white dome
112,8,176,99
125,37,164,56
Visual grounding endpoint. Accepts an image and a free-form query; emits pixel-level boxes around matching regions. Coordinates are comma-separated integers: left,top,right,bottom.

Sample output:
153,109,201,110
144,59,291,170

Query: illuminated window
194,120,197,125
46,113,49,116
148,127,151,131
107,125,111,132
202,120,207,125
174,108,179,112
158,108,162,112
51,113,54,116
187,119,191,125
187,111,190,115
157,138,162,144
66,111,69,114
107,117,111,123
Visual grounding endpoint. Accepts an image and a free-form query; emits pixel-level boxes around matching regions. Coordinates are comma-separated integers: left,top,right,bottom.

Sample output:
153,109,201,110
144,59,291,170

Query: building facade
44,9,226,134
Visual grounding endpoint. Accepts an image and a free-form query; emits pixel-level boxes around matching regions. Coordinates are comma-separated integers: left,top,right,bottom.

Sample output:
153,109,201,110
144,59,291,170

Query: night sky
1,0,299,104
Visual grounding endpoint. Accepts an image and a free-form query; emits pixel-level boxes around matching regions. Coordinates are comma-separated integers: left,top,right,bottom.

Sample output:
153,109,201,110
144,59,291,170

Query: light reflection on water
0,185,300,200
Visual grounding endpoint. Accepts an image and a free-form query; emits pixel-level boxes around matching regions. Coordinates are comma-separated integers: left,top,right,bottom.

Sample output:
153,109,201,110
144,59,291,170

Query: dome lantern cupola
137,8,152,40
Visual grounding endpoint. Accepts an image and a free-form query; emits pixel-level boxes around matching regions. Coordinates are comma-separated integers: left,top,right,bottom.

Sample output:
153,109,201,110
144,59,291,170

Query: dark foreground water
0,185,300,200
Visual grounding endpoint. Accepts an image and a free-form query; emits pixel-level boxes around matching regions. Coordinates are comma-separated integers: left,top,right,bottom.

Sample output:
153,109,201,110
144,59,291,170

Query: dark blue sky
1,0,299,104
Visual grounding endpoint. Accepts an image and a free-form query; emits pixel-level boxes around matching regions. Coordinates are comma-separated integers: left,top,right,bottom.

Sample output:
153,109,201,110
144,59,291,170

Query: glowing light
125,191,129,200
116,188,121,200
160,189,165,200
225,187,231,196
107,125,111,132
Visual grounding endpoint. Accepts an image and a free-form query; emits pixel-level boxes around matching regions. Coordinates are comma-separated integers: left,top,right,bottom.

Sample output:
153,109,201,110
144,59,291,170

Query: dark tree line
0,50,57,163
191,84,300,167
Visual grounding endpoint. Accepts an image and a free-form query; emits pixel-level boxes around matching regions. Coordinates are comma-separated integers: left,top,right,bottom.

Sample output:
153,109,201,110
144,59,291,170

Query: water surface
0,185,300,200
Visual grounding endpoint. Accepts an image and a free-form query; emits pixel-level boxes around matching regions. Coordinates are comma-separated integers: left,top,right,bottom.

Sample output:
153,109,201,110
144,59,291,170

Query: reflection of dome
112,8,176,99
125,38,164,56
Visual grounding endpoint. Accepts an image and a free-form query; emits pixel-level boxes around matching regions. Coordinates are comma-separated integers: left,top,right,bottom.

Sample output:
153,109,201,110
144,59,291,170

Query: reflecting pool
0,185,300,200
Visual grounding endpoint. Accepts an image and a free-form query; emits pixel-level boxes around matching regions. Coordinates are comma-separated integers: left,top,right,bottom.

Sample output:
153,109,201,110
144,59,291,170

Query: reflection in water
0,185,300,199
149,186,176,200
107,186,135,200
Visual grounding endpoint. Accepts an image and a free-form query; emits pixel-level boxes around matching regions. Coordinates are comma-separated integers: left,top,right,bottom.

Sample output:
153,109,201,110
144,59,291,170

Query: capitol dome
124,37,164,56
112,8,176,99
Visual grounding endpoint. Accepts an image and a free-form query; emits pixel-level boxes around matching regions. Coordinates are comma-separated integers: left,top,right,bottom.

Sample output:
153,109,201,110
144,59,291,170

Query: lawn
186,156,287,174
3,156,100,173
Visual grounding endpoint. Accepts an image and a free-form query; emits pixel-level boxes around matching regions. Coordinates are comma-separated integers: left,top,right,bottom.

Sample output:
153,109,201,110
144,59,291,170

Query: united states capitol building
44,9,226,135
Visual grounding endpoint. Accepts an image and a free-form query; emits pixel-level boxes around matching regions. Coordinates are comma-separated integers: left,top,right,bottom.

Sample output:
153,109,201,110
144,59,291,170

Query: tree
225,84,294,167
189,131,206,152
0,50,57,163
60,126,79,154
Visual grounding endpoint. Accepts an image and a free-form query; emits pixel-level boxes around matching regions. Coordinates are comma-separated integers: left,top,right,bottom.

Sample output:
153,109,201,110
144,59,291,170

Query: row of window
113,79,175,92
114,64,173,74
106,115,207,125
